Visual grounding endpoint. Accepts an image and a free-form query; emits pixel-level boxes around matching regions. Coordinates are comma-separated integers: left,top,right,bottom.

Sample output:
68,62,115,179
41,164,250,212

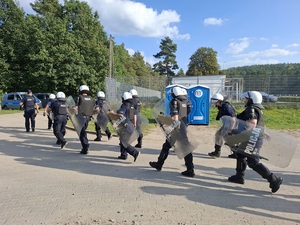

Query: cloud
272,44,279,48
226,37,251,54
203,17,224,26
235,48,298,58
86,0,190,40
286,43,300,48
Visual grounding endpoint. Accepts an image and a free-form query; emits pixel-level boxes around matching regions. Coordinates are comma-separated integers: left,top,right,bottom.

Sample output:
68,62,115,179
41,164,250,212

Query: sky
18,0,300,71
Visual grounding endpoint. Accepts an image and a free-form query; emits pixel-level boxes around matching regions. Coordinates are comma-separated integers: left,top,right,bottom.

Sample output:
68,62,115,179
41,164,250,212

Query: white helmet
122,92,132,101
79,85,89,92
56,91,66,99
172,86,186,97
243,91,263,104
130,89,138,97
97,91,105,98
49,94,56,100
211,93,224,102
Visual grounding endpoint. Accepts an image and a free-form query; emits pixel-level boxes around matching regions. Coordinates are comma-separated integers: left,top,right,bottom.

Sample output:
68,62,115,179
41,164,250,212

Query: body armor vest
57,100,67,115
78,95,94,116
24,96,35,110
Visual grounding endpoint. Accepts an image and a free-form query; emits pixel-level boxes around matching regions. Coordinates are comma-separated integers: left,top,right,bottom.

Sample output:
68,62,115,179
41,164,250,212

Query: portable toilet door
187,85,210,125
165,84,186,116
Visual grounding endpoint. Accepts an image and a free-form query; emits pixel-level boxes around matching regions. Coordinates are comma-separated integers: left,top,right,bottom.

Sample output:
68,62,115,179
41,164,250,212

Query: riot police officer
149,86,195,177
48,92,68,149
19,90,39,132
113,92,140,161
43,94,56,130
76,85,95,154
130,89,143,148
94,91,112,141
228,91,283,193
209,93,237,158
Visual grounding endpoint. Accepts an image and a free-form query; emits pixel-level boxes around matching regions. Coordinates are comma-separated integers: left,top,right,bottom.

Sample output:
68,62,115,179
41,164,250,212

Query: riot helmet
172,86,186,97
49,94,56,100
211,93,224,103
122,92,132,101
56,91,66,99
79,85,90,95
97,91,105,98
130,89,138,97
242,91,263,107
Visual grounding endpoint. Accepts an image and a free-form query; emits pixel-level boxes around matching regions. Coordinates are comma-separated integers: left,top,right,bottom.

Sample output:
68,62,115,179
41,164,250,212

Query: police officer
94,91,112,141
149,86,195,177
43,94,56,130
113,92,140,161
76,85,96,154
130,89,143,148
209,93,237,158
47,92,68,149
19,90,39,132
228,91,283,193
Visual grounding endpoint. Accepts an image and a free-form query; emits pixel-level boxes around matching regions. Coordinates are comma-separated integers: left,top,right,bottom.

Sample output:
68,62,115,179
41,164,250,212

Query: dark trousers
47,115,53,129
94,122,111,139
80,116,91,150
24,109,36,131
53,115,67,143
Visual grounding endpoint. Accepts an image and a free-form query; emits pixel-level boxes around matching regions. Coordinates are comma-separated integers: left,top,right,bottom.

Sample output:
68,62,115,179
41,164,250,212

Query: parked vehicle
240,91,278,103
1,92,42,109
259,92,278,103
34,93,54,108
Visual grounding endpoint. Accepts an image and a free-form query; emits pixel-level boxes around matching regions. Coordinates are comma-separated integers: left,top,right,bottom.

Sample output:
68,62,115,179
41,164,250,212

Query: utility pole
109,34,114,78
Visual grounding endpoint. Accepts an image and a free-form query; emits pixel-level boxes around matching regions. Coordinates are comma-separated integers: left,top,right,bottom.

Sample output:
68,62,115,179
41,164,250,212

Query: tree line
1,0,299,97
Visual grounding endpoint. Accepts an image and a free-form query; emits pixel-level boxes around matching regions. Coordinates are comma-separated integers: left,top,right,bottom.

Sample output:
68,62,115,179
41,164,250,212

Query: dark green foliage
186,47,219,76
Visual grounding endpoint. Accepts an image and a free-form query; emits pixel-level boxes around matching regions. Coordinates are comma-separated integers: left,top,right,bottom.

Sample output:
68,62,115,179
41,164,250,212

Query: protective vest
125,102,135,123
171,97,189,125
24,96,35,110
57,100,67,115
216,101,236,120
133,97,141,113
78,95,95,116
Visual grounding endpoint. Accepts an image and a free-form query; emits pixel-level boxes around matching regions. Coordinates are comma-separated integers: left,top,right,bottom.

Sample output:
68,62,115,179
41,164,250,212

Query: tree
176,68,185,77
153,36,179,85
186,47,219,76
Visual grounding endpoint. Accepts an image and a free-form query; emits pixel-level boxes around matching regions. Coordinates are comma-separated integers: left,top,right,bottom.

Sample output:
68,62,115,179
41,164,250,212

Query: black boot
135,135,143,148
208,144,221,158
149,142,170,171
228,157,246,184
253,163,283,193
181,153,195,177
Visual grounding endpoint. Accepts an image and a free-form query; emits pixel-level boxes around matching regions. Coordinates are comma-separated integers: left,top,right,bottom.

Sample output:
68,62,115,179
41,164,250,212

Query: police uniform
209,101,237,157
77,94,95,154
150,92,195,177
132,96,143,148
46,99,55,129
50,98,68,148
228,93,283,193
94,97,112,141
117,99,139,161
21,92,37,132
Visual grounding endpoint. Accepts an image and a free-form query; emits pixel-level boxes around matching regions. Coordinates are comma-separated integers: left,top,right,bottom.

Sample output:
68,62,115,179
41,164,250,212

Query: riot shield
221,116,297,168
107,112,139,148
94,102,110,130
152,99,198,159
136,114,149,135
66,96,85,137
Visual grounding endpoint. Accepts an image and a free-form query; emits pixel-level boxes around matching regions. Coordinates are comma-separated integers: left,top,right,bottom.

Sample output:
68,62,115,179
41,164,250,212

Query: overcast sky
19,0,300,71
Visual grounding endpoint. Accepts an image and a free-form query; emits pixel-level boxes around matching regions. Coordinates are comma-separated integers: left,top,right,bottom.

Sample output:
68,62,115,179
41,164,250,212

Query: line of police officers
20,85,283,193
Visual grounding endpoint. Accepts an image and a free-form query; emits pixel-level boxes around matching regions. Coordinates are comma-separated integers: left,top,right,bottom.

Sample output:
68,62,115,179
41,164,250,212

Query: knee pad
247,157,259,169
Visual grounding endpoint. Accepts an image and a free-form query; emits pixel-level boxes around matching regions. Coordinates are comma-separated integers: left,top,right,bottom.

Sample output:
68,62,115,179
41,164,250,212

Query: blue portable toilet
187,85,210,125
165,84,187,116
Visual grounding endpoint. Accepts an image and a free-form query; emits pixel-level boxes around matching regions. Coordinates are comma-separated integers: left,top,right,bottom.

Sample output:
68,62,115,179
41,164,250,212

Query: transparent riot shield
66,96,85,137
136,114,149,135
107,112,139,148
152,99,198,159
222,116,297,168
94,102,110,130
